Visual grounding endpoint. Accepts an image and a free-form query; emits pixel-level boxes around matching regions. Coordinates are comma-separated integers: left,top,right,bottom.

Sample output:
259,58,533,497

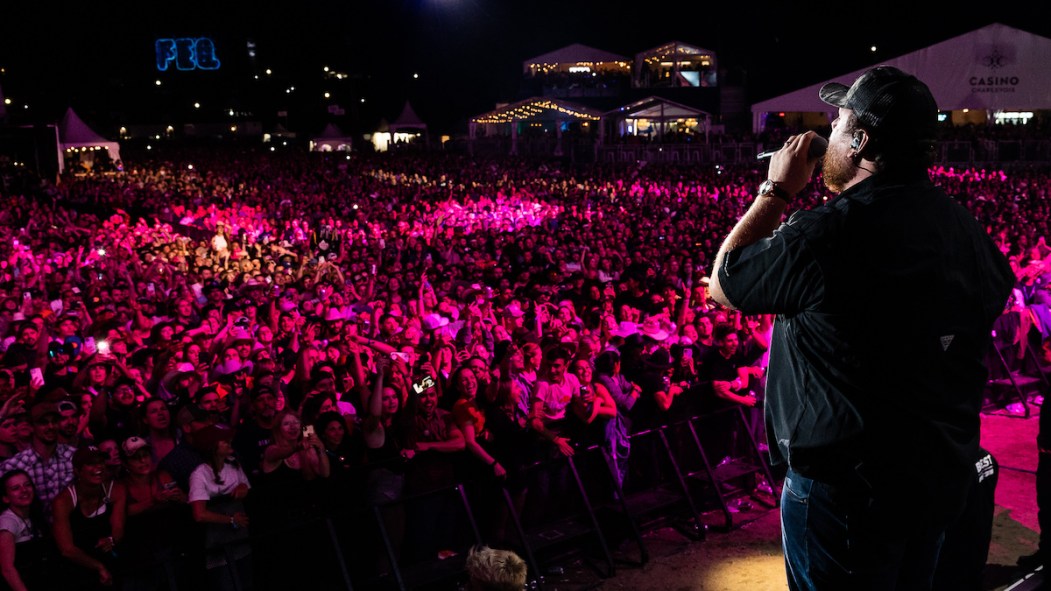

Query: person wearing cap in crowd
116,435,188,590
232,382,278,482
709,65,1015,589
52,445,126,589
88,377,139,444
44,341,78,392
73,353,115,402
155,361,200,409
55,396,86,448
53,313,82,345
117,436,184,517
221,326,257,365
0,402,76,516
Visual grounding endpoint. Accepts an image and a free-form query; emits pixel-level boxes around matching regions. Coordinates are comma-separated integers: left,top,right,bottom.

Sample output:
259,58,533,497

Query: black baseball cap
819,66,937,143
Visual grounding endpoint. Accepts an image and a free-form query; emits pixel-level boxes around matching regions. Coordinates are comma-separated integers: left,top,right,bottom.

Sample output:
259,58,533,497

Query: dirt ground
540,409,1043,591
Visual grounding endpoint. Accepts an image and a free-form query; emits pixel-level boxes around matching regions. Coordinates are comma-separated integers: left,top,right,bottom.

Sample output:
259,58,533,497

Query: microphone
757,136,828,160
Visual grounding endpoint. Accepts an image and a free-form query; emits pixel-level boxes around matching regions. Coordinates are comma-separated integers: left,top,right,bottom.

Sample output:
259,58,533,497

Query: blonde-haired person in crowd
464,544,527,591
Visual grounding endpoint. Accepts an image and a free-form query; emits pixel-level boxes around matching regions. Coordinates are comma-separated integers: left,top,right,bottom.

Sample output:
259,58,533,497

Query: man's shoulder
782,202,846,239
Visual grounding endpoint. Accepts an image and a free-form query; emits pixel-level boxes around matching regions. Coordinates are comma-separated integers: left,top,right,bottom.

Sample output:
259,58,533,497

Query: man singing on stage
709,66,1015,590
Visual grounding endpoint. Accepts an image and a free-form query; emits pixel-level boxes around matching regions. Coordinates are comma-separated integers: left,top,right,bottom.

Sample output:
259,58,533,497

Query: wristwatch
758,179,792,202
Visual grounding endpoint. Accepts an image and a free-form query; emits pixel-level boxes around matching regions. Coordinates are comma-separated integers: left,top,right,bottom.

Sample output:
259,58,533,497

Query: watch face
759,180,774,195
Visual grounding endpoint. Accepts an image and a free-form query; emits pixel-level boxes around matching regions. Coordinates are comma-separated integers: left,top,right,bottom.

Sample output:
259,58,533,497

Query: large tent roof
310,122,353,152
390,101,427,132
58,107,121,170
59,107,113,146
751,23,1051,129
315,123,350,139
606,96,711,119
471,97,603,124
523,43,629,74
635,41,715,62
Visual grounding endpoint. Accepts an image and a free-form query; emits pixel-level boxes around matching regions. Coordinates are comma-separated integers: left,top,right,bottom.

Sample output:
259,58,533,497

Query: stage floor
538,408,1043,591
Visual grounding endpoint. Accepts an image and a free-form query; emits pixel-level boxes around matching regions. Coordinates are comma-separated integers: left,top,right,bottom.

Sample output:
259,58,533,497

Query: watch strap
760,180,792,202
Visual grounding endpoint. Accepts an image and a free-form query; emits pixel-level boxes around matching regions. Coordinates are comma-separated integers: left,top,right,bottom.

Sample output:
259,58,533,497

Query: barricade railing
618,423,707,555
675,407,780,531
372,482,483,591
494,446,617,583
132,410,782,590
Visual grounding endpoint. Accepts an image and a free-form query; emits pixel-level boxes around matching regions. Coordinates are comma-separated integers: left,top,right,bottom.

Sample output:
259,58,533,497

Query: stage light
155,80,162,86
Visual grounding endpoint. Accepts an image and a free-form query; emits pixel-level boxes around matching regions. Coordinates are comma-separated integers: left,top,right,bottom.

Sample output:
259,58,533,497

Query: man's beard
822,142,855,194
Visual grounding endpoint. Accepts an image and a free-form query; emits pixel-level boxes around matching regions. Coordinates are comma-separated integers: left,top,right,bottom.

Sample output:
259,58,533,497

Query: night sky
2,1,1049,135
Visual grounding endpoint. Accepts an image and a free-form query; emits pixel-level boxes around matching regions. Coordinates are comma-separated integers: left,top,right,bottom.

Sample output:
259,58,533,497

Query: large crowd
0,142,1048,590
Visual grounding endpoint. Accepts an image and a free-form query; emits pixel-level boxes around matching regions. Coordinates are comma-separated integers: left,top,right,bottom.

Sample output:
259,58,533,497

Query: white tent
58,107,122,173
751,23,1051,132
604,96,711,141
368,102,429,152
634,41,717,88
309,123,353,152
469,97,603,155
523,43,630,75
390,101,427,136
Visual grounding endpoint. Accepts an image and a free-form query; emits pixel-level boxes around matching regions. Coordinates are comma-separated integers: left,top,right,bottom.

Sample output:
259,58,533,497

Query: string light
472,99,600,124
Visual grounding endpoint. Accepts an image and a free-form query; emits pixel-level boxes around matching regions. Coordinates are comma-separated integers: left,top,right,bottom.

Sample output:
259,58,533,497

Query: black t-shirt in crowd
233,419,273,482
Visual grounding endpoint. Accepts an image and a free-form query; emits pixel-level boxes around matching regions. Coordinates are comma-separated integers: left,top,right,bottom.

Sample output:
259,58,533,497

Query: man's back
727,172,1015,513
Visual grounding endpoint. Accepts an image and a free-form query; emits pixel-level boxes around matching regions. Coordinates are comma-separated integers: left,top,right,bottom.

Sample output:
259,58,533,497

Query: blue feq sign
156,38,221,71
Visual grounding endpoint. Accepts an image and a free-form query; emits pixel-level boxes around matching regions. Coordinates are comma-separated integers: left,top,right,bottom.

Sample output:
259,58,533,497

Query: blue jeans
781,468,945,591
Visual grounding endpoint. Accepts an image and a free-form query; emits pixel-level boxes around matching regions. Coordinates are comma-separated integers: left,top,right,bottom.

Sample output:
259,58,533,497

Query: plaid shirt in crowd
0,444,76,514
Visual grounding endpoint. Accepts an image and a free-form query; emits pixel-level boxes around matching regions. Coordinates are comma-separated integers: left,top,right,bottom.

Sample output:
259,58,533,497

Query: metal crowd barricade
615,423,707,560
141,411,785,590
673,407,780,531
496,449,617,583
372,482,484,591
